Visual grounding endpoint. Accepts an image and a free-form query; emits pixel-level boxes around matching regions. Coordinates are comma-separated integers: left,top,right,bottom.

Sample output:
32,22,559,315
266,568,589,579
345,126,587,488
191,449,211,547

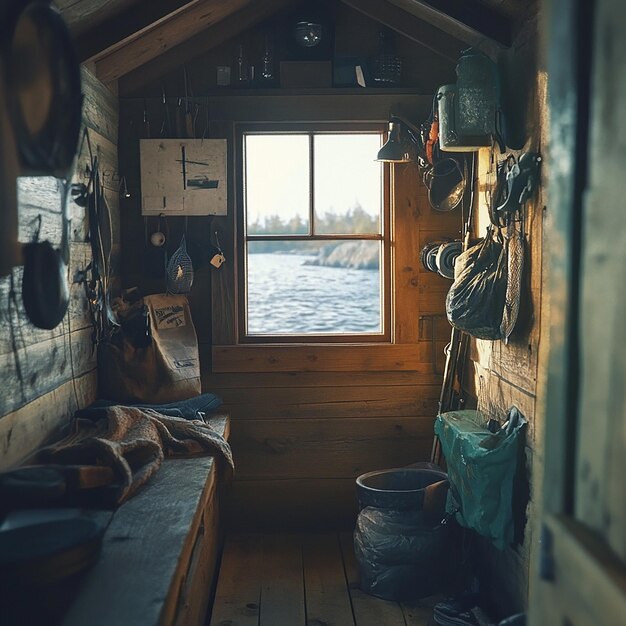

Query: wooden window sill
211,343,447,373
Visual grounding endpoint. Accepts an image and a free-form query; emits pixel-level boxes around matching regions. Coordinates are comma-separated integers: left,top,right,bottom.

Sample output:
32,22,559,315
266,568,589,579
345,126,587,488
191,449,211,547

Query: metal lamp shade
376,121,415,162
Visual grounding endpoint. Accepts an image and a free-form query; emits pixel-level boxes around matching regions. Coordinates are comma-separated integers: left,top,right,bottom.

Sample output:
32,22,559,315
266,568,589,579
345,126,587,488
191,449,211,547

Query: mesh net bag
500,223,524,341
166,235,194,294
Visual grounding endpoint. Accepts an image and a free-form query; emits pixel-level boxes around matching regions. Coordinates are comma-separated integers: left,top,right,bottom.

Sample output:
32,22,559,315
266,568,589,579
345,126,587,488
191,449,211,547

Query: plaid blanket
37,405,233,505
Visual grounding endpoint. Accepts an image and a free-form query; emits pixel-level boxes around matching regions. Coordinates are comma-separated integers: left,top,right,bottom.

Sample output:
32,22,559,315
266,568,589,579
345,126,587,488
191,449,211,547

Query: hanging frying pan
22,181,70,329
424,157,465,212
3,3,82,329
4,1,83,178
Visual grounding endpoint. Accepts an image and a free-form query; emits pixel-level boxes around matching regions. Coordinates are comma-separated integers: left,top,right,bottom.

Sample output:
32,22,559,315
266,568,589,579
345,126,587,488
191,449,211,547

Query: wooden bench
61,413,230,626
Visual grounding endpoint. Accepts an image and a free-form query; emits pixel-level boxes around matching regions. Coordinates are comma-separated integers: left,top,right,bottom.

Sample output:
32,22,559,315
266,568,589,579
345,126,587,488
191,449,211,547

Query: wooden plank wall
0,68,119,470
463,13,547,617
206,154,460,531
117,94,461,531
114,8,461,530
118,2,456,98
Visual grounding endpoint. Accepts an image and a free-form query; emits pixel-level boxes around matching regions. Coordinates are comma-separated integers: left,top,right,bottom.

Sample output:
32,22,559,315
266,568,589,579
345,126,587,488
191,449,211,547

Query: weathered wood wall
0,68,119,470
463,12,547,617
118,89,460,529
208,158,459,530
116,5,463,529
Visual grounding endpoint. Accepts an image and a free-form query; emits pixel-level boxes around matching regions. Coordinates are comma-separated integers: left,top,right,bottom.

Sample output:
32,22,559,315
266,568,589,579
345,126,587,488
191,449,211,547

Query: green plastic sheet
434,409,526,550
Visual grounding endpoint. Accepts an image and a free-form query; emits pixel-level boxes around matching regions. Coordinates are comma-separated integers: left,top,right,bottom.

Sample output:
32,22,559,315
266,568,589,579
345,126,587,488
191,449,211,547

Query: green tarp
434,409,526,550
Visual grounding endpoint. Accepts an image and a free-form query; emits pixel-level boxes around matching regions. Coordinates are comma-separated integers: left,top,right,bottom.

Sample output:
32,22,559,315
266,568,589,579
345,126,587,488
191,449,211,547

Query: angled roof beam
94,0,255,85
388,0,513,47
340,0,464,63
118,0,299,97
74,0,204,63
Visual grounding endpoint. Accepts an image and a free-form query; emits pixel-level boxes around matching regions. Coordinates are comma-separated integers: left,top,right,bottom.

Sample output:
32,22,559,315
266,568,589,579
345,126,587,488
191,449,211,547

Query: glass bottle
261,34,274,82
373,30,402,86
236,44,249,85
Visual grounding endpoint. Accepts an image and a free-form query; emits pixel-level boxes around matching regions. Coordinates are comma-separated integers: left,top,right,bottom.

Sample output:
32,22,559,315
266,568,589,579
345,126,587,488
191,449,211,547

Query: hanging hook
119,176,131,199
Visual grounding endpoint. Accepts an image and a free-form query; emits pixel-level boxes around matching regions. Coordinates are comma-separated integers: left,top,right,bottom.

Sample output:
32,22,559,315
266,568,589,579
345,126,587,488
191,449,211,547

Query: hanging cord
8,270,27,404
432,154,478,464
62,302,81,413
160,84,169,137
454,152,477,406
58,176,82,409
201,97,210,142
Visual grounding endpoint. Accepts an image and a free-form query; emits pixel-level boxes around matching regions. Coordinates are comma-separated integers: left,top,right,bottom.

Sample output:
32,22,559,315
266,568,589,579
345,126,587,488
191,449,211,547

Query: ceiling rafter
74,0,203,63
387,0,513,47
118,0,300,96
339,0,464,63
93,0,256,85
56,0,133,34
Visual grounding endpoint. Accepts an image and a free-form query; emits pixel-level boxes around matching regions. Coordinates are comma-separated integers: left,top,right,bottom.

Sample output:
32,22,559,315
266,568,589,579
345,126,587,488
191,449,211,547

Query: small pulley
420,240,463,280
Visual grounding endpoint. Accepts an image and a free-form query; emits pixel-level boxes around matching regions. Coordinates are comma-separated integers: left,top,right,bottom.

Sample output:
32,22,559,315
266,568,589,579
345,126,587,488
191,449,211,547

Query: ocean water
246,253,382,335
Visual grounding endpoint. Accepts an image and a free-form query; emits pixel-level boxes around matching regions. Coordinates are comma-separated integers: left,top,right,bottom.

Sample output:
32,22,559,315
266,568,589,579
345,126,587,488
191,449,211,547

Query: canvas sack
99,294,201,403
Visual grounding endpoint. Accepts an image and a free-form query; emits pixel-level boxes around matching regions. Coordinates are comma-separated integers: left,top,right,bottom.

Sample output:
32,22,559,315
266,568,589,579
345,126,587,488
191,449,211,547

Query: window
238,127,390,342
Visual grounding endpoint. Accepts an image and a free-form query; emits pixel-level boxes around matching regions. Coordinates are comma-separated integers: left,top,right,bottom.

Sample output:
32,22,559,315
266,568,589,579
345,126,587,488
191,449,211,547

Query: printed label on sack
154,305,186,329
173,358,196,369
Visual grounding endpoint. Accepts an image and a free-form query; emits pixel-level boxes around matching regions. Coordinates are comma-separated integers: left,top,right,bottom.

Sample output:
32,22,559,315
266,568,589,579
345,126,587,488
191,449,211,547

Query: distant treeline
247,205,378,254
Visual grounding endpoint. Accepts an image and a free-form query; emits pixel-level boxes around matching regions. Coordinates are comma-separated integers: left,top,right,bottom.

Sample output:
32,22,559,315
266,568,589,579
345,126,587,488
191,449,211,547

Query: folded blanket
76,392,223,421
36,406,233,505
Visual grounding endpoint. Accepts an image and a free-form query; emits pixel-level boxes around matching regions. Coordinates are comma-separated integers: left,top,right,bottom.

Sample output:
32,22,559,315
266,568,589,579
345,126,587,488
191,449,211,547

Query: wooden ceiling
55,0,532,90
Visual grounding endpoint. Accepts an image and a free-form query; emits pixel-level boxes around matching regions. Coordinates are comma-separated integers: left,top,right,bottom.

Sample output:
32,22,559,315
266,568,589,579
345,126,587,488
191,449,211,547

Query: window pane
246,240,382,335
314,134,382,235
245,134,310,235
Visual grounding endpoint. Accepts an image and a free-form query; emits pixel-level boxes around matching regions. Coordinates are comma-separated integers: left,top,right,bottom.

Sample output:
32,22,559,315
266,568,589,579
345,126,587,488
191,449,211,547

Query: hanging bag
434,408,527,549
445,228,507,340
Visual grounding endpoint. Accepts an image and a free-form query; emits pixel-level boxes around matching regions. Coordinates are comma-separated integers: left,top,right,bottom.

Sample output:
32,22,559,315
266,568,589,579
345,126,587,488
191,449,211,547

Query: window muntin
241,130,388,340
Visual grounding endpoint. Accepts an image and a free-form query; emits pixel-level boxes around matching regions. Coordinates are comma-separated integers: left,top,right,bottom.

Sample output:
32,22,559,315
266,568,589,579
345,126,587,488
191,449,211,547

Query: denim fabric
76,393,223,421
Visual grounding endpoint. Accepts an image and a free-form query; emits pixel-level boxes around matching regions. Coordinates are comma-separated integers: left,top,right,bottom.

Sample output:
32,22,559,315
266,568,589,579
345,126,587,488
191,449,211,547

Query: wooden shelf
121,87,433,100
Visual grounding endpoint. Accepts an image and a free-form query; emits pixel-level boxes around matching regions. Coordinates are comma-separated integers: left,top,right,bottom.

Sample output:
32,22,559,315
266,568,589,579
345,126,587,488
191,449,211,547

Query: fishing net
166,235,194,294
500,221,524,341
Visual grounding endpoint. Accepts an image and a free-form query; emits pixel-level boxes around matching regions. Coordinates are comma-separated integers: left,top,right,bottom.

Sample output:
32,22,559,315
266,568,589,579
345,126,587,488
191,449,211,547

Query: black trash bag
354,507,450,602
446,230,506,340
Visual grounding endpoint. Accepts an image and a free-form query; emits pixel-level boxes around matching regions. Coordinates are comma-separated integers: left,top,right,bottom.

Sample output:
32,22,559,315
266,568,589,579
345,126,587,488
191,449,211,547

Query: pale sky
244,133,382,229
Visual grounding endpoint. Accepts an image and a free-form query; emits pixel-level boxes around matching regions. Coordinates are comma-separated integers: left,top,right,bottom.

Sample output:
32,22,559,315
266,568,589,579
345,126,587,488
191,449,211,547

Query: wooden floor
209,532,436,626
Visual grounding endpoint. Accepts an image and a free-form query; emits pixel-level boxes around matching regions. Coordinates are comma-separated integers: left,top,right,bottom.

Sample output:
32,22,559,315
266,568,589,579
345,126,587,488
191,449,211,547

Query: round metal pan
4,2,82,178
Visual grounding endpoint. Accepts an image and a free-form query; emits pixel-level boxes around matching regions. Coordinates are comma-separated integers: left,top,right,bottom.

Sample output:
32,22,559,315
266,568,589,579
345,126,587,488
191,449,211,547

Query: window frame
235,122,392,344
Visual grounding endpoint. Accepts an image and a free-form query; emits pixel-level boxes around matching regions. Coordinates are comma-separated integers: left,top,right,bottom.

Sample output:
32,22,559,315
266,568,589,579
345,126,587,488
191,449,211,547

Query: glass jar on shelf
372,30,402,86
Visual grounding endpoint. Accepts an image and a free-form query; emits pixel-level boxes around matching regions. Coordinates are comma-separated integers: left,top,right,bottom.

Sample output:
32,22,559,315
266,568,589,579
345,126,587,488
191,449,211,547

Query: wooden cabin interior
0,0,624,625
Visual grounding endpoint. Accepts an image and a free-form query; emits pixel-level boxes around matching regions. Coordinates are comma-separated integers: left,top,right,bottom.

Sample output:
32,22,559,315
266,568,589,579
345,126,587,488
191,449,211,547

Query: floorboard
259,533,306,626
303,533,356,626
338,532,408,626
210,532,435,626
208,534,263,626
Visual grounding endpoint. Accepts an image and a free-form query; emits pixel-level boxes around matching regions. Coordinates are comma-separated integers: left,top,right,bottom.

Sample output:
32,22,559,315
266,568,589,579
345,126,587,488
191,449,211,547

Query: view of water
246,253,382,335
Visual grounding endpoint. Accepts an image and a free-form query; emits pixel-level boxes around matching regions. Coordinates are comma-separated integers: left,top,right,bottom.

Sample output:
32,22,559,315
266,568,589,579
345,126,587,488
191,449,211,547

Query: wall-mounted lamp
376,114,423,163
